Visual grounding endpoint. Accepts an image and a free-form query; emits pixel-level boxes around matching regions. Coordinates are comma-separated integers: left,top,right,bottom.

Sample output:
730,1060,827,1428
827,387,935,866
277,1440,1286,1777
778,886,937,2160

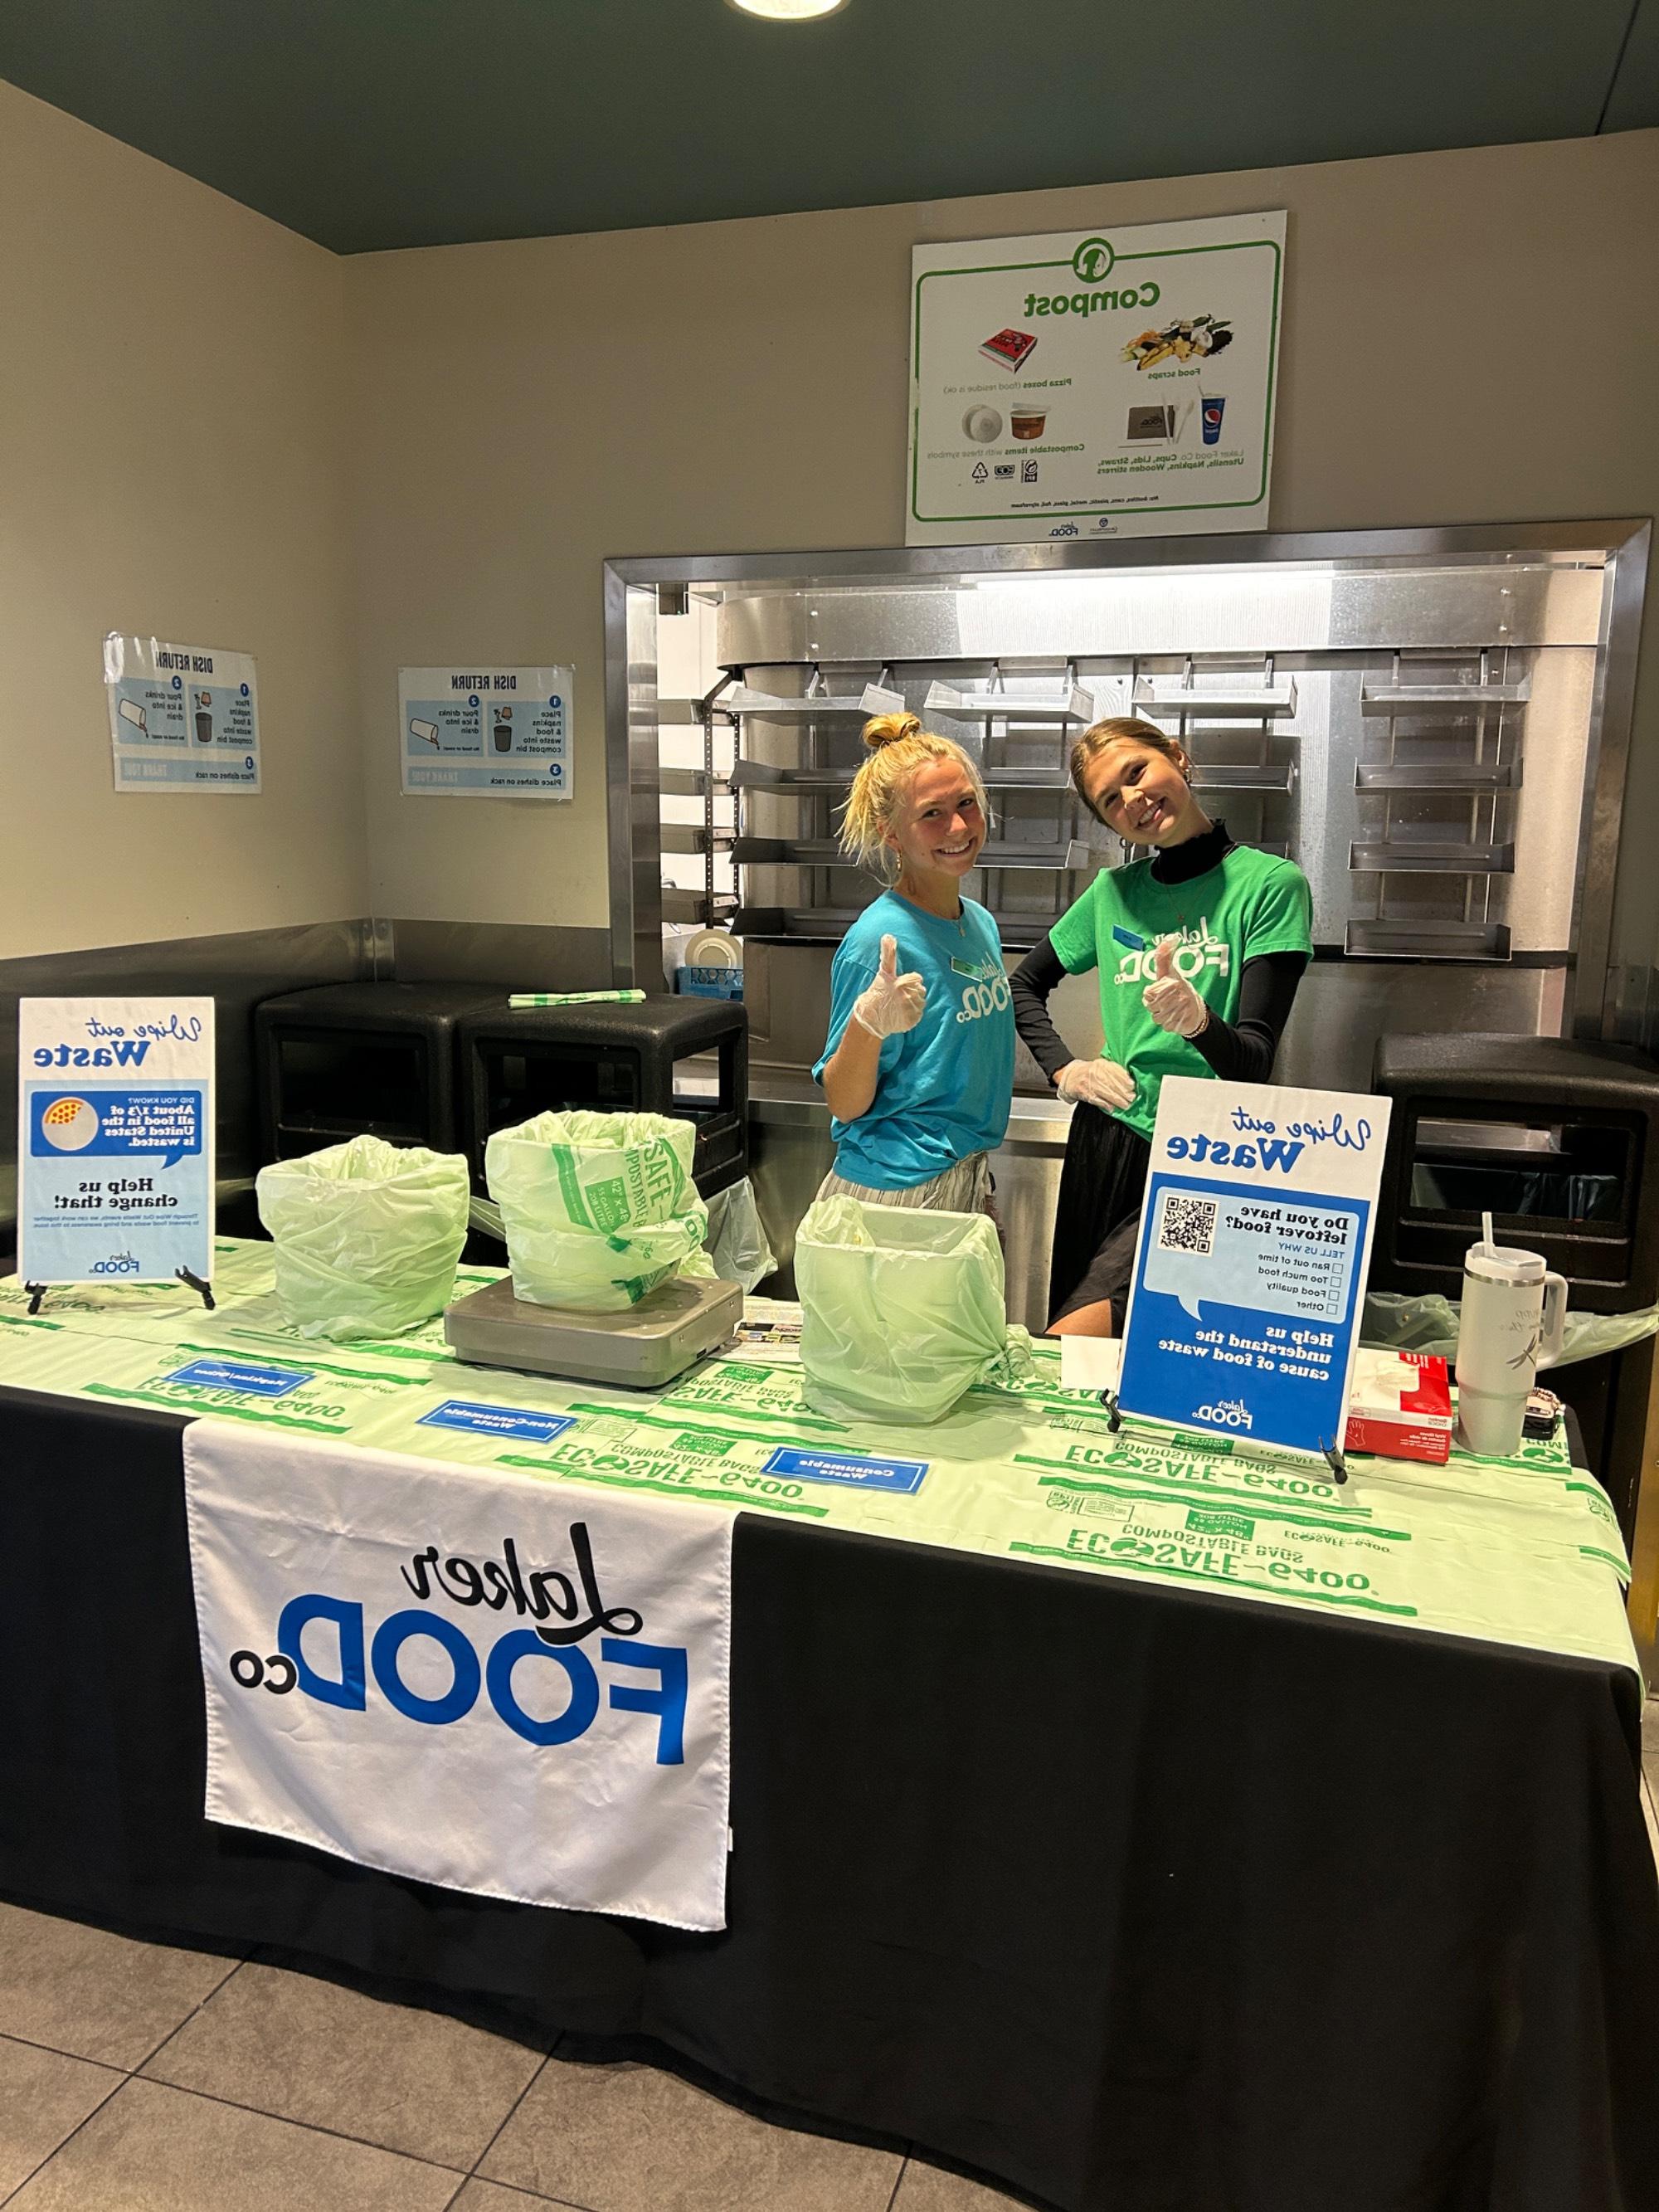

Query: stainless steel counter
747,1074,1071,1332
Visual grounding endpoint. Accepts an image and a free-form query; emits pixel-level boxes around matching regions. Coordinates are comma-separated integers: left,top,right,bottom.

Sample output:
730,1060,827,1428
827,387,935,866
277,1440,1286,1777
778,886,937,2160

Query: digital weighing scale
444,1273,743,1391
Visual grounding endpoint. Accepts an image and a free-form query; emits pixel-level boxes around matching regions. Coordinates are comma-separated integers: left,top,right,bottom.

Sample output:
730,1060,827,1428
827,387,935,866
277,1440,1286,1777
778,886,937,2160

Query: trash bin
795,1196,1032,1425
255,982,500,1161
1371,1033,1659,1542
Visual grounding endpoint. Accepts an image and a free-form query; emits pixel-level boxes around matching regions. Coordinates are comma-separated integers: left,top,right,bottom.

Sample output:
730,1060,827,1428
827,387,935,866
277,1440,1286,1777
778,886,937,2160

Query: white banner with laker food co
183,1425,734,1930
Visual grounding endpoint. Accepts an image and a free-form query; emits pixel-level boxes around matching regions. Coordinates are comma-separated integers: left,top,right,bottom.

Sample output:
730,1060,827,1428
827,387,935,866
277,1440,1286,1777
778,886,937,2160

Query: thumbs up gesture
1141,935,1210,1038
853,933,928,1040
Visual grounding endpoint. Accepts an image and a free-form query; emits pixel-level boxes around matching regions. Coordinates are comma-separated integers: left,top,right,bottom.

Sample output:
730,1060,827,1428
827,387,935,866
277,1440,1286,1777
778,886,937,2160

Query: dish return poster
906,209,1285,546
1115,1076,1390,1464
17,998,215,1286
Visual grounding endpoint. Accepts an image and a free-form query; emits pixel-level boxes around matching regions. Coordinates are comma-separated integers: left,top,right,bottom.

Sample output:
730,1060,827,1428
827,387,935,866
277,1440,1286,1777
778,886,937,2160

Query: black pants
1048,1108,1151,1326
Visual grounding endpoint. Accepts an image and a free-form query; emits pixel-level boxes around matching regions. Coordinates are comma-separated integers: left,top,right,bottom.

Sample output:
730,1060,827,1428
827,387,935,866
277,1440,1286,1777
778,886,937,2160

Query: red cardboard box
1344,1349,1453,1464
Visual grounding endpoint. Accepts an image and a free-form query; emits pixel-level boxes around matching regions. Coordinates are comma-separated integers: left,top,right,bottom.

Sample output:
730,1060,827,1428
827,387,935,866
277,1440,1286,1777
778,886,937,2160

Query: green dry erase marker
508,990,646,1007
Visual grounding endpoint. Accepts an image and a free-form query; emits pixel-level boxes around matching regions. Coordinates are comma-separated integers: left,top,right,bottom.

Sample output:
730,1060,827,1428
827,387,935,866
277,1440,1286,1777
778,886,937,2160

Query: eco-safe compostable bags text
795,1195,1033,1424
485,1109,709,1310
255,1135,470,1341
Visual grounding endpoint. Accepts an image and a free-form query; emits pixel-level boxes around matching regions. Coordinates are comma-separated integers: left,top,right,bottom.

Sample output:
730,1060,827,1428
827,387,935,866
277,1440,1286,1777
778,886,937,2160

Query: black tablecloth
5,1381,1659,2212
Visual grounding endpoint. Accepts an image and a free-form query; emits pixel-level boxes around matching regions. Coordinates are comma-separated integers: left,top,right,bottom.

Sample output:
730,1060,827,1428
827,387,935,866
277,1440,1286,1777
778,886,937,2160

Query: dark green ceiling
2,0,1654,254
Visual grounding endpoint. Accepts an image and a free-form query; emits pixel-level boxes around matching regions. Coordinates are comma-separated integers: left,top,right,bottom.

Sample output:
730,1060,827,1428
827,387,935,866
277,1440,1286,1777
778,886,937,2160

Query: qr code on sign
1159,1193,1218,1256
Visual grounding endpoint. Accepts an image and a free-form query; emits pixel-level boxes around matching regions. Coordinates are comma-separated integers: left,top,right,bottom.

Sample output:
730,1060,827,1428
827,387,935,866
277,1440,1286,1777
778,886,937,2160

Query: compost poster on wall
17,997,215,1286
105,635,260,792
1116,1075,1389,1463
907,210,1285,546
400,666,572,797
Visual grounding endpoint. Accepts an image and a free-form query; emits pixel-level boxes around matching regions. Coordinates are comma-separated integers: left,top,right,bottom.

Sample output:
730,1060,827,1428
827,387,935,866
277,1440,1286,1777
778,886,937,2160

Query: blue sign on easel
17,996,216,1293
1116,1077,1389,1462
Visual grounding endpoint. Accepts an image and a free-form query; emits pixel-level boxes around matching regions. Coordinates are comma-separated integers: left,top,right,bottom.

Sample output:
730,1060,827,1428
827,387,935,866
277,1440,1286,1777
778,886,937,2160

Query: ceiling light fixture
727,0,849,19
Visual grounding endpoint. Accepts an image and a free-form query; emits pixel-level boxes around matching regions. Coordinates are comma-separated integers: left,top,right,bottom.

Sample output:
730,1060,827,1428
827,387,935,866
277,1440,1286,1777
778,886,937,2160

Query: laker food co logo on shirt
951,954,1011,1025
1112,918,1230,987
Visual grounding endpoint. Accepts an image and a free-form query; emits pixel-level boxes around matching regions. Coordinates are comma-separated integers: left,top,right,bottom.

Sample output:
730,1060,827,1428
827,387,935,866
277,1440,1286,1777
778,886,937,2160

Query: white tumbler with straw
1454,1211,1568,1458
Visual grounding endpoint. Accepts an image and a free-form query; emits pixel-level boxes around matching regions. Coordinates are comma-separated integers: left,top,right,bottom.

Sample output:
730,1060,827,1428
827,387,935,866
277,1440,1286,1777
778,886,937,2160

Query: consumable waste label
166,1358,311,1397
763,1447,929,1493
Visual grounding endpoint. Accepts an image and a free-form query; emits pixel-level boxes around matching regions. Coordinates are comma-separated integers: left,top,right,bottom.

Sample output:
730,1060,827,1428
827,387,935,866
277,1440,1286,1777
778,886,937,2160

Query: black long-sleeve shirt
1010,822,1307,1087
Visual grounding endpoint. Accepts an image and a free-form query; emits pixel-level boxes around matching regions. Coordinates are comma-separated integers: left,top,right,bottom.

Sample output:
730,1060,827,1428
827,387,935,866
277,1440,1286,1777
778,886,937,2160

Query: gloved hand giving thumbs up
1141,935,1210,1038
853,934,927,1040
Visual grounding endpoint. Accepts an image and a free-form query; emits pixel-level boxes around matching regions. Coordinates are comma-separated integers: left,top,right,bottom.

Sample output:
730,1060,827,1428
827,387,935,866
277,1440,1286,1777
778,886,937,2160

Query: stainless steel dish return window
605,526,1649,1324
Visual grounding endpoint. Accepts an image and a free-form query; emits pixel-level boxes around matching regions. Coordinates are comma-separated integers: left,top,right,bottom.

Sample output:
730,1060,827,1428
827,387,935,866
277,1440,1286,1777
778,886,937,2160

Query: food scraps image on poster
1121,314,1233,371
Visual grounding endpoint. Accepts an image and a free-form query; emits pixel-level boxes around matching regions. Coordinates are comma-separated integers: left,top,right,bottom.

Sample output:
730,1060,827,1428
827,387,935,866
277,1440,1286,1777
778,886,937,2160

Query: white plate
684,927,742,968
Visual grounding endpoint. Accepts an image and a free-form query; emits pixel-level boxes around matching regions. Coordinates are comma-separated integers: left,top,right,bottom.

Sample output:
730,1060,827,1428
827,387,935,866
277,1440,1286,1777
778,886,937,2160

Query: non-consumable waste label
417,1401,578,1445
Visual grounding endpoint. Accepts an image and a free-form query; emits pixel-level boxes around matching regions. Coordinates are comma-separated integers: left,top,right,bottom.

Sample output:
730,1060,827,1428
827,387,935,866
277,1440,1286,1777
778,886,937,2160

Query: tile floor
0,1904,1023,2211
4,1717,1657,2210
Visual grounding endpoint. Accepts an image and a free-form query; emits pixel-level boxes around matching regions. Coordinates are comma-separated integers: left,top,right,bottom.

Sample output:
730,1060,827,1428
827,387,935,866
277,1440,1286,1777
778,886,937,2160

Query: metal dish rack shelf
662,653,1314,950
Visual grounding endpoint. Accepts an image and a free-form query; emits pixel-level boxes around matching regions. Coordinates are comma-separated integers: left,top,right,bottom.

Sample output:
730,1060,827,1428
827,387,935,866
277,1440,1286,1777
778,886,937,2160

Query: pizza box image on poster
17,997,216,1286
1116,1075,1389,1463
400,666,572,797
907,211,1284,546
105,635,260,792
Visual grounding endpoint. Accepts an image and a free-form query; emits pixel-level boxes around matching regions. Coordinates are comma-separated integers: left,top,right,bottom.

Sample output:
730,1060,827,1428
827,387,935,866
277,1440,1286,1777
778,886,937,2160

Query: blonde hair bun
862,711,923,752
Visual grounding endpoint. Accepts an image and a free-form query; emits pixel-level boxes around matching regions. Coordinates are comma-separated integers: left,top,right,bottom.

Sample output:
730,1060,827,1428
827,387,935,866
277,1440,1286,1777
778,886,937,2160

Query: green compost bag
1361,1290,1659,1368
255,1135,470,1342
795,1196,1034,1425
485,1109,709,1311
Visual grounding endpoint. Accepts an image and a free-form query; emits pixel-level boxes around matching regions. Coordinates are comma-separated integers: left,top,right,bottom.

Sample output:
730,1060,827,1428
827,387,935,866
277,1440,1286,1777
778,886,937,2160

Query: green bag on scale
485,1109,710,1311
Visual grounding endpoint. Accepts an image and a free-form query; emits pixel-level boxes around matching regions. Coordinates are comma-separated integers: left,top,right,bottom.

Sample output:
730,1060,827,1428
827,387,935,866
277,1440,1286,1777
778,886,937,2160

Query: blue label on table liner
166,1357,310,1398
418,1401,577,1445
763,1447,928,1493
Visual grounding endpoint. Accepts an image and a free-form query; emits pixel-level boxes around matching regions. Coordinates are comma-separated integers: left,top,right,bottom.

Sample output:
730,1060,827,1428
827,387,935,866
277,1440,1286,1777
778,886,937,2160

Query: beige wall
6,97,1654,970
0,80,365,960
345,129,1659,956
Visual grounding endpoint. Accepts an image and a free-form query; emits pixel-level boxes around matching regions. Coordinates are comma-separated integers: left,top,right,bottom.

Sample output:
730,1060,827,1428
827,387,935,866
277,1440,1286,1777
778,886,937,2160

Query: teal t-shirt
814,890,1014,1190
1050,845,1313,1141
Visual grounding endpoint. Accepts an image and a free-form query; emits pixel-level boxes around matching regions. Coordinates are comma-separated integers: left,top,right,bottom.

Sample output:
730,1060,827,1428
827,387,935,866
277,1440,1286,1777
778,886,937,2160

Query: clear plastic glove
1054,1057,1136,1112
853,933,927,1040
1141,936,1209,1038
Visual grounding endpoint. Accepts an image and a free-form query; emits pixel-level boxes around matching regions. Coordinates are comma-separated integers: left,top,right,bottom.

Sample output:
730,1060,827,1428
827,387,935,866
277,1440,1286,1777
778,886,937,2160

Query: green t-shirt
1049,844,1314,1140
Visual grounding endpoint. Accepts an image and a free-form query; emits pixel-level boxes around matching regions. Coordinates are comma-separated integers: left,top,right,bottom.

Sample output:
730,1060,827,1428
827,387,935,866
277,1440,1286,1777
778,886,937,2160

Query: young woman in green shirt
1010,717,1314,1337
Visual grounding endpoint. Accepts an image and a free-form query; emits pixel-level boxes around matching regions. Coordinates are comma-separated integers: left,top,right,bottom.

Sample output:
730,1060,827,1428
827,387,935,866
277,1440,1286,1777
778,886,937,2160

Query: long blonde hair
839,712,990,878
1069,715,1190,821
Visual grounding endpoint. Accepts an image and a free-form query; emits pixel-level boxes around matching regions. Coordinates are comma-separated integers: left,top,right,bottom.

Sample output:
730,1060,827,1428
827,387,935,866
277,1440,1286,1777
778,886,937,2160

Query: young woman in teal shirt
813,713,1014,1212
